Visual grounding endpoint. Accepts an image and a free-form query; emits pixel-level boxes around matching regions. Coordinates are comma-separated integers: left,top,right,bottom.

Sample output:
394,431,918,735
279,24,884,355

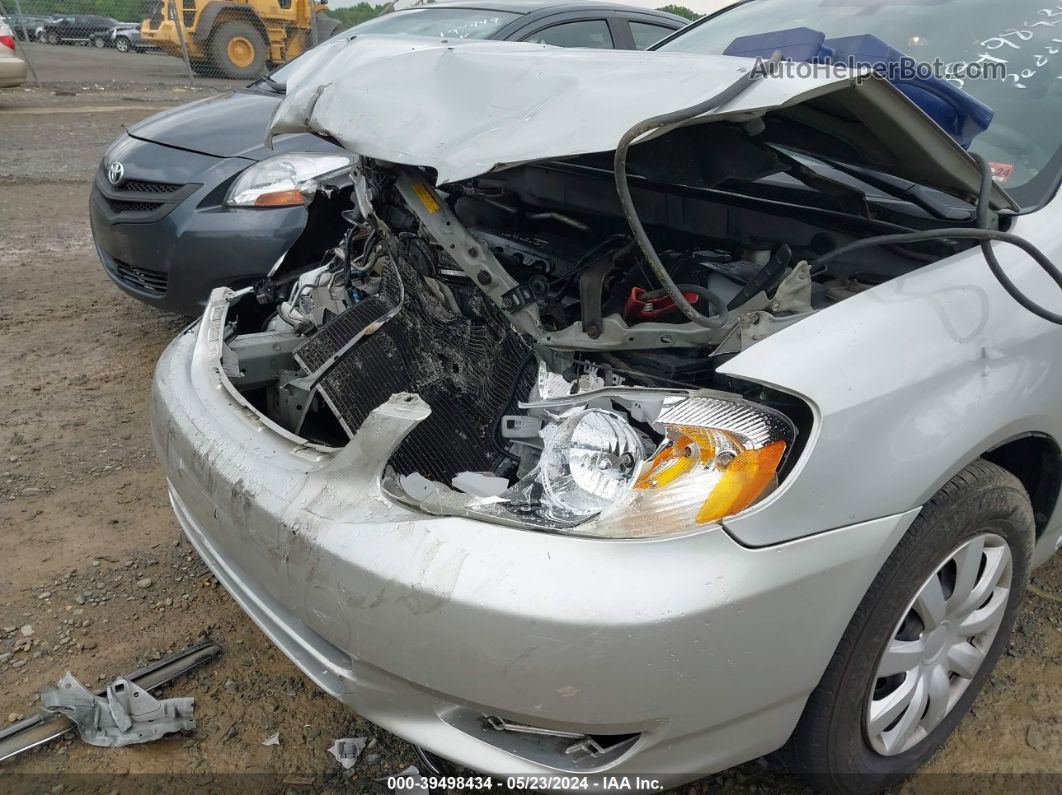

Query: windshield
658,0,1062,207
268,8,520,86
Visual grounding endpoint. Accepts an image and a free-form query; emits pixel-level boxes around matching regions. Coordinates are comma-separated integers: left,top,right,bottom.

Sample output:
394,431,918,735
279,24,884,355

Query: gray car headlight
225,153,354,208
409,395,796,539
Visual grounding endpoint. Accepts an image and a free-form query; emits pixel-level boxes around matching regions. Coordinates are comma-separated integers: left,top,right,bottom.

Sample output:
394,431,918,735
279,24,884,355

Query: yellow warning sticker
412,182,440,214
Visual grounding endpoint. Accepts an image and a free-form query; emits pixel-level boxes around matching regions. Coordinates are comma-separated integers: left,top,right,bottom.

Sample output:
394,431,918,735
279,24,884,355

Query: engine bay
215,152,975,535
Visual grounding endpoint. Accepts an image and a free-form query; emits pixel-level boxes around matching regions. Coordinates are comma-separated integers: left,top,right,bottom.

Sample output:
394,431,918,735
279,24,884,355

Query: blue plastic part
825,34,993,148
722,27,831,63
721,28,994,148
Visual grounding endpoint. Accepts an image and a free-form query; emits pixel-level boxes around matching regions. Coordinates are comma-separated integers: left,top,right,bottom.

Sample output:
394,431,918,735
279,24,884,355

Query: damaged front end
214,144,839,540
209,43,1014,540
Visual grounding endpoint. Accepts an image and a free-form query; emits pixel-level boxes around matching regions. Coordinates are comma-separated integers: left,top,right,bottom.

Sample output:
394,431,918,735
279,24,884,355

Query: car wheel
115,36,130,53
93,36,106,48
781,459,1033,795
209,20,267,80
47,31,59,45
188,58,213,76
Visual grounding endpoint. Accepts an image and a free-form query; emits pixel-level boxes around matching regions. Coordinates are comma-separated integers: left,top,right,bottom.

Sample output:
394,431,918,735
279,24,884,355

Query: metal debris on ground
328,736,368,769
40,672,194,747
0,641,221,763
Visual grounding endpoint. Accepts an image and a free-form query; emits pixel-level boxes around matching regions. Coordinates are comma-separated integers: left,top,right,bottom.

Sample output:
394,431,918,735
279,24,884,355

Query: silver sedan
152,1,1062,791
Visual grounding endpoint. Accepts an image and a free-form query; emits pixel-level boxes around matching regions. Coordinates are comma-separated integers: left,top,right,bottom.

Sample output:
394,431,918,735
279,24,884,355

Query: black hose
815,193,1062,324
613,57,780,329
970,153,1062,323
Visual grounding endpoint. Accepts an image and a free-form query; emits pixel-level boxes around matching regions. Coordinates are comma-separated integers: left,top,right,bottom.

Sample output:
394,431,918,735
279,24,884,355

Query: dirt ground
0,85,1060,794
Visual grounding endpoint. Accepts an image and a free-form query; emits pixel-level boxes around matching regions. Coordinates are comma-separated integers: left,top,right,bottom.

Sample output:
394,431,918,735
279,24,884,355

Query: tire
188,58,214,77
93,36,106,48
46,31,59,45
781,459,1034,795
115,36,131,53
208,20,267,80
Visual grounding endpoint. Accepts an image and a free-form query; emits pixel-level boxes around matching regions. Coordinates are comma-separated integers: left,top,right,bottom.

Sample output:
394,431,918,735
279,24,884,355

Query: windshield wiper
798,153,976,222
772,149,871,219
251,76,286,94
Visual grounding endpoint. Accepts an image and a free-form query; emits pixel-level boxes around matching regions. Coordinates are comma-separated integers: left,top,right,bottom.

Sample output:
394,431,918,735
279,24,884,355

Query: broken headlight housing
409,393,795,539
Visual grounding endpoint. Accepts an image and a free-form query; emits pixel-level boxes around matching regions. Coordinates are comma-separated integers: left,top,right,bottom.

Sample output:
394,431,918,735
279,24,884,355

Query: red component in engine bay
625,286,704,321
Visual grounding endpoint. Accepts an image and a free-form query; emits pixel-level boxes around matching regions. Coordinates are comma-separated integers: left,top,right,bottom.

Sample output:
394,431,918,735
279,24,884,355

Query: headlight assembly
403,393,796,539
225,153,354,208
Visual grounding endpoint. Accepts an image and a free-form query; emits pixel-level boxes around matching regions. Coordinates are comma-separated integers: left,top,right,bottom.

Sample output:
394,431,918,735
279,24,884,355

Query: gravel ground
0,85,1060,794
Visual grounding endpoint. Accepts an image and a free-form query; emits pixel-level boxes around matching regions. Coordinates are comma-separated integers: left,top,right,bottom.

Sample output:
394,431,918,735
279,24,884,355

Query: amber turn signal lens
696,440,786,524
254,189,306,207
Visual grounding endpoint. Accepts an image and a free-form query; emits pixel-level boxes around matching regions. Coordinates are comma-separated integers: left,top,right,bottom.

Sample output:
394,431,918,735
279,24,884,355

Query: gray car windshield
658,0,1062,207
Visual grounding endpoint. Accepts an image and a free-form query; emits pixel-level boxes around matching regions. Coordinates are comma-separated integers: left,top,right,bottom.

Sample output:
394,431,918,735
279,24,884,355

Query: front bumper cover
151,288,917,781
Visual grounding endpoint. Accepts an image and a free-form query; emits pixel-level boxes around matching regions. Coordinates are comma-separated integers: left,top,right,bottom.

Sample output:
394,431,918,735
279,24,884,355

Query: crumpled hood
269,36,1016,210
129,90,340,161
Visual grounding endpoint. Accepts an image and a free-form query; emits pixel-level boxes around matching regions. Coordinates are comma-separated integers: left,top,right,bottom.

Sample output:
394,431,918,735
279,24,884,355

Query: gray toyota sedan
89,0,686,315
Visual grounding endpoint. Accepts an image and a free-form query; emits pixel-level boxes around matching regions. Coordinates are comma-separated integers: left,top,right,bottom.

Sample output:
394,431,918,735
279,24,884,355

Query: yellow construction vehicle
141,0,340,80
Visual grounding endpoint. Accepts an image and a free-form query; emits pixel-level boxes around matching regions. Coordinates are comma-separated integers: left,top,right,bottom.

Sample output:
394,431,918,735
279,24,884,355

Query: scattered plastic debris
451,471,509,498
262,732,280,747
328,736,368,769
399,472,439,500
40,672,194,747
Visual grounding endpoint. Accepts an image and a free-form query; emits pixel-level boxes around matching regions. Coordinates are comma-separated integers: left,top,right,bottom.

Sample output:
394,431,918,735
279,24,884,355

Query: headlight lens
225,153,354,207
408,394,796,539
540,410,645,522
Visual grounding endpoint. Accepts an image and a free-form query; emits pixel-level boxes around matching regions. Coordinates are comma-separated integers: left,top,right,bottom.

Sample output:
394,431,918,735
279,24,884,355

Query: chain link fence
0,0,377,88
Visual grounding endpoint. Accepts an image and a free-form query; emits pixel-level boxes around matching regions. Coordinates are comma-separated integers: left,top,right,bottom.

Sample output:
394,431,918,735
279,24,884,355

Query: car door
55,17,75,39
72,16,93,40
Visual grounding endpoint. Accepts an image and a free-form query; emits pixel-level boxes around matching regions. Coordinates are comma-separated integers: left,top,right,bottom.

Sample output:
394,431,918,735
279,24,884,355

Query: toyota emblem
107,161,125,187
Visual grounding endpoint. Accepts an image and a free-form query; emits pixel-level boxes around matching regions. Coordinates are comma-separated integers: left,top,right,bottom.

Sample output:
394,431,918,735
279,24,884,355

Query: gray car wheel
93,36,106,48
780,459,1033,795
115,36,131,53
866,531,1013,756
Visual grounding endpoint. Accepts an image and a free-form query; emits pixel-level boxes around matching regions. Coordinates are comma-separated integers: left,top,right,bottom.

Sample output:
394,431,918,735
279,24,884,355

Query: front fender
720,205,1062,548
